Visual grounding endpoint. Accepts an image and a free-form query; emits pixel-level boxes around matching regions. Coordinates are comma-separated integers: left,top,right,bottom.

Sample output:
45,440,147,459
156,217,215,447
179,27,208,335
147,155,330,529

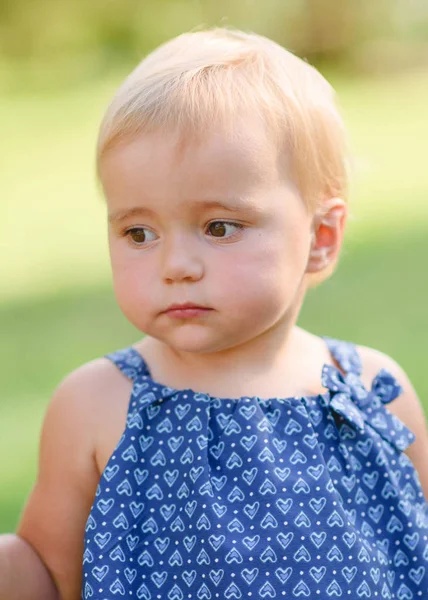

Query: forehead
100,116,285,206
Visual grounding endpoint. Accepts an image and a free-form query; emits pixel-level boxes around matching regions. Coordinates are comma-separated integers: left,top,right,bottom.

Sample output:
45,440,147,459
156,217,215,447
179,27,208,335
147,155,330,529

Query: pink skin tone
100,115,346,392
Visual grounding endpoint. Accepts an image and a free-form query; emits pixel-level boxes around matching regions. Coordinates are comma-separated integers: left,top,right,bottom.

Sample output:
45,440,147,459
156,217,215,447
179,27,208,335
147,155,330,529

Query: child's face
101,116,314,354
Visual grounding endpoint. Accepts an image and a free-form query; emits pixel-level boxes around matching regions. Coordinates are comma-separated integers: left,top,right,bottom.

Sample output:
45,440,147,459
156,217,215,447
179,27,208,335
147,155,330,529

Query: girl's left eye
206,221,243,239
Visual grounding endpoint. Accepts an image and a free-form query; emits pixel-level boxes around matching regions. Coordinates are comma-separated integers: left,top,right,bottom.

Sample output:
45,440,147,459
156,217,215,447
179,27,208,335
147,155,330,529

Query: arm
1,362,105,600
357,345,428,500
0,534,59,600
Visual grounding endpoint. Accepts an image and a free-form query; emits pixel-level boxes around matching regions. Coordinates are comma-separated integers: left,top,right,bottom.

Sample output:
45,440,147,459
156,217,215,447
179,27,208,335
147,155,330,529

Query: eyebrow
108,198,261,224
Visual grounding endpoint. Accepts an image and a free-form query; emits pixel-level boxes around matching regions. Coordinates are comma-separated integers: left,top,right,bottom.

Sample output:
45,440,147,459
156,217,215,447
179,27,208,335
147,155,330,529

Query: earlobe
306,198,347,274
307,245,330,272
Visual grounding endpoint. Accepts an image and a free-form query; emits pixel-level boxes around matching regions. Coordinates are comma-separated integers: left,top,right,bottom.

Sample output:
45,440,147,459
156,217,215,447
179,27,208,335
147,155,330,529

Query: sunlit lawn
1,67,428,530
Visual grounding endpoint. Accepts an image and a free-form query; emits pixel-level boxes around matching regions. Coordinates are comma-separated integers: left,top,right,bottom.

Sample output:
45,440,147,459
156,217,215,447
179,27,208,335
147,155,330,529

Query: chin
160,328,234,355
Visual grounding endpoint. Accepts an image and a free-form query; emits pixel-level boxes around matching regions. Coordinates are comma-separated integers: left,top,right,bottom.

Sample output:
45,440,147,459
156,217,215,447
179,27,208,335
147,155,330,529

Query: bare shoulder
57,354,133,404
51,355,134,473
355,343,426,428
16,356,133,600
356,343,428,495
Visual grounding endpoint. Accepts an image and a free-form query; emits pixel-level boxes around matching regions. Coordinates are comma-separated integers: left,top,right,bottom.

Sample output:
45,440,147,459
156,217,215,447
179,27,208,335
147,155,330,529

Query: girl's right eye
125,227,157,245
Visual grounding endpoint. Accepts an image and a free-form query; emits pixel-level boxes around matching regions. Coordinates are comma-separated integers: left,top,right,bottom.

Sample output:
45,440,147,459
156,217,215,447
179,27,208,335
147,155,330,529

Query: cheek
109,248,155,318
219,232,307,291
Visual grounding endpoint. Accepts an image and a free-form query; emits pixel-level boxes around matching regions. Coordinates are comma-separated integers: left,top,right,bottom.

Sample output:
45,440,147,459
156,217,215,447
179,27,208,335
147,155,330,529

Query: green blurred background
1,0,428,531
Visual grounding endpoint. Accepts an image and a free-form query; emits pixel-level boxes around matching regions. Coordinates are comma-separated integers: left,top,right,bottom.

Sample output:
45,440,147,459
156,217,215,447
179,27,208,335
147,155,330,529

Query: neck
142,284,313,395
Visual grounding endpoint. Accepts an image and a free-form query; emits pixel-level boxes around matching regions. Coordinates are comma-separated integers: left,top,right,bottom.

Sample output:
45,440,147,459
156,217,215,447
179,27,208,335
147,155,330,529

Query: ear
306,198,348,274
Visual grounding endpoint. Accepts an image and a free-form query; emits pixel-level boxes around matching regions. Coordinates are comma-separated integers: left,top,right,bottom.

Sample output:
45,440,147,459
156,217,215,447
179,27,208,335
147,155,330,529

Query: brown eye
126,227,156,245
129,228,146,243
208,222,227,237
207,221,242,239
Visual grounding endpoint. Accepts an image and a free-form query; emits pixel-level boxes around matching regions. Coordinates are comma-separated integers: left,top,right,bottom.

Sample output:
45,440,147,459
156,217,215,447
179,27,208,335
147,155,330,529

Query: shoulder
53,355,133,408
356,344,428,486
355,343,421,407
355,343,425,432
44,356,131,439
48,355,134,471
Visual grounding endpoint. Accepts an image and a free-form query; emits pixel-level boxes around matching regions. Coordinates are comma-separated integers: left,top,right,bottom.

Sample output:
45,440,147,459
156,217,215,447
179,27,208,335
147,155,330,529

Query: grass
1,67,427,531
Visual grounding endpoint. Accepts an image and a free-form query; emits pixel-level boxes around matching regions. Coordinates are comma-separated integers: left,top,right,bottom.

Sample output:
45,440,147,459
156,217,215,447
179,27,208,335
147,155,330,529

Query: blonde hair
97,26,350,214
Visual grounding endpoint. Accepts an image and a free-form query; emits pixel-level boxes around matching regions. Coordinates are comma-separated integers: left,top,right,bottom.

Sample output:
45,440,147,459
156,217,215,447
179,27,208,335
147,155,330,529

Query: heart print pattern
82,336,428,598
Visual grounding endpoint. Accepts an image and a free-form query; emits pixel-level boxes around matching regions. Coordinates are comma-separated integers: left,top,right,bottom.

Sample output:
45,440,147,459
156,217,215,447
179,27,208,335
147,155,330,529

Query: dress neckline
121,335,358,405
105,337,417,451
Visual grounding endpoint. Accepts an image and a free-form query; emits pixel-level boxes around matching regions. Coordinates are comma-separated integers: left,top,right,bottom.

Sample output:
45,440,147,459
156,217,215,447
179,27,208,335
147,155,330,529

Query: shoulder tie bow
321,364,416,452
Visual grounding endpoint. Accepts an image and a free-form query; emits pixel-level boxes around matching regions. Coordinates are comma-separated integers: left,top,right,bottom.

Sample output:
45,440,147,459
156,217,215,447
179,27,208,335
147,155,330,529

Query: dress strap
321,336,363,376
105,346,150,381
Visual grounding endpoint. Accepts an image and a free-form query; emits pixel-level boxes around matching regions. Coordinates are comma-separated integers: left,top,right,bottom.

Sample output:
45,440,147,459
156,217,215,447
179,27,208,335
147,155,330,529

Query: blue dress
82,336,428,599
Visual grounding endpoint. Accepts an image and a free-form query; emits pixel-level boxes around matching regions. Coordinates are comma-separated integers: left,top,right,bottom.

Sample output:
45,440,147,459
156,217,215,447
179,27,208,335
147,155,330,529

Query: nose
161,231,204,283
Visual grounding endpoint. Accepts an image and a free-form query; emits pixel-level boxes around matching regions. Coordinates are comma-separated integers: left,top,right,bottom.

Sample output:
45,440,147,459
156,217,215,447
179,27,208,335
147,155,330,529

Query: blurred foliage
1,0,428,92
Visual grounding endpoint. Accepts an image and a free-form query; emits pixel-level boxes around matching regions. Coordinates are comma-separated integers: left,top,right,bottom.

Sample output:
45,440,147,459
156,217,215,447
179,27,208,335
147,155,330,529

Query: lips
164,302,210,312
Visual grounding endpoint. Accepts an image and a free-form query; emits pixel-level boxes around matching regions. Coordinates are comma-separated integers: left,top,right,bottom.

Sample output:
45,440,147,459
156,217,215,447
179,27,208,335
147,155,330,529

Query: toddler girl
2,26,428,600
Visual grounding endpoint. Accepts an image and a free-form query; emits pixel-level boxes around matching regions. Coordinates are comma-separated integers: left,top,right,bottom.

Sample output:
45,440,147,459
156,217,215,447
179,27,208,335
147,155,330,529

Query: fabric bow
321,364,416,452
